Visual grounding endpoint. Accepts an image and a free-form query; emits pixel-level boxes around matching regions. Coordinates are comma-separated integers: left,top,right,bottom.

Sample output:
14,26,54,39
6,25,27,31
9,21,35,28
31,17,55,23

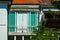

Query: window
9,12,38,32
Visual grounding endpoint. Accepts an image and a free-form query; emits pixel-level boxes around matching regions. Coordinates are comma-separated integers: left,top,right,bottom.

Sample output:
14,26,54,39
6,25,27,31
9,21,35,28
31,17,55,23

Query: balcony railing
8,26,35,33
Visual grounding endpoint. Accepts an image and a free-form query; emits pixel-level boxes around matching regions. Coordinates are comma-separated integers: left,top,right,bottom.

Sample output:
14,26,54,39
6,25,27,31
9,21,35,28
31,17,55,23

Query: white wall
0,9,7,40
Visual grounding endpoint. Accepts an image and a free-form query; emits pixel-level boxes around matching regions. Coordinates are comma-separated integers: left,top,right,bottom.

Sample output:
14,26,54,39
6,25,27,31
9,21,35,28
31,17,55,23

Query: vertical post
22,36,24,40
14,12,17,40
14,36,16,40
30,36,32,39
29,12,31,32
37,12,38,25
39,8,44,25
15,12,17,32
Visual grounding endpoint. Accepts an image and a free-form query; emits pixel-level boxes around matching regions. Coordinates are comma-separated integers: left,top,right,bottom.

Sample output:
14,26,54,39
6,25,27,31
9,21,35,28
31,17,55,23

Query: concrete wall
0,9,7,40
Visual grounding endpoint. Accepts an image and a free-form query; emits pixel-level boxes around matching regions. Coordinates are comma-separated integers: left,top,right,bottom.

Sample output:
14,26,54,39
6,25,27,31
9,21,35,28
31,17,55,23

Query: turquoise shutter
9,12,15,32
29,12,37,32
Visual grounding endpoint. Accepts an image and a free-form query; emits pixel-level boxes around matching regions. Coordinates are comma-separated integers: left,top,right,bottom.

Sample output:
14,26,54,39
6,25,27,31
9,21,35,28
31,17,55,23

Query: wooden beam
9,32,36,35
0,1,11,4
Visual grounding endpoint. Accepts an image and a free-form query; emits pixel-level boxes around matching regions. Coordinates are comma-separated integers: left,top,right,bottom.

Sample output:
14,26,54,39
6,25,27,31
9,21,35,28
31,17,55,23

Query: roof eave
0,1,11,5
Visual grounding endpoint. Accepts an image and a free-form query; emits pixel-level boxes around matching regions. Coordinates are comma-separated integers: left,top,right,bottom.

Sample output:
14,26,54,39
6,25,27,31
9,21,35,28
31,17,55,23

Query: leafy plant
30,25,60,40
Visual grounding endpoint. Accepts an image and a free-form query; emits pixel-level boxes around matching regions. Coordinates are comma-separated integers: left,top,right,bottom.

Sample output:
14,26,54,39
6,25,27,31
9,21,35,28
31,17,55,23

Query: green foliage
30,10,60,40
30,25,60,40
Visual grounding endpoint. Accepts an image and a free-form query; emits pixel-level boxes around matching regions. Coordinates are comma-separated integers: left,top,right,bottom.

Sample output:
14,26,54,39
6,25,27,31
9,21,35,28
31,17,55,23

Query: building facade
8,0,43,40
1,0,60,40
0,1,11,40
8,0,53,40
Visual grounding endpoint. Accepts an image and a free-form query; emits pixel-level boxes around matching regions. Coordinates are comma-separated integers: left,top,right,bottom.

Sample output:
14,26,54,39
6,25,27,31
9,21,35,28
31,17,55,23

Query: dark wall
44,12,60,28
45,18,60,28
0,0,11,1
45,13,53,18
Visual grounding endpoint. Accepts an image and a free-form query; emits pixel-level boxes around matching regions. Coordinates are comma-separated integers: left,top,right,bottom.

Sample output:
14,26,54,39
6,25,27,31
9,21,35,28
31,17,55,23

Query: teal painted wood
9,12,38,32
9,12,15,32
29,12,37,32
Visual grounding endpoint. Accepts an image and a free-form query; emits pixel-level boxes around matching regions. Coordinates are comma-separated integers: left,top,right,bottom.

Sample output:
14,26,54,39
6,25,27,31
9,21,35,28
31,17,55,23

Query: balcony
8,26,36,35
